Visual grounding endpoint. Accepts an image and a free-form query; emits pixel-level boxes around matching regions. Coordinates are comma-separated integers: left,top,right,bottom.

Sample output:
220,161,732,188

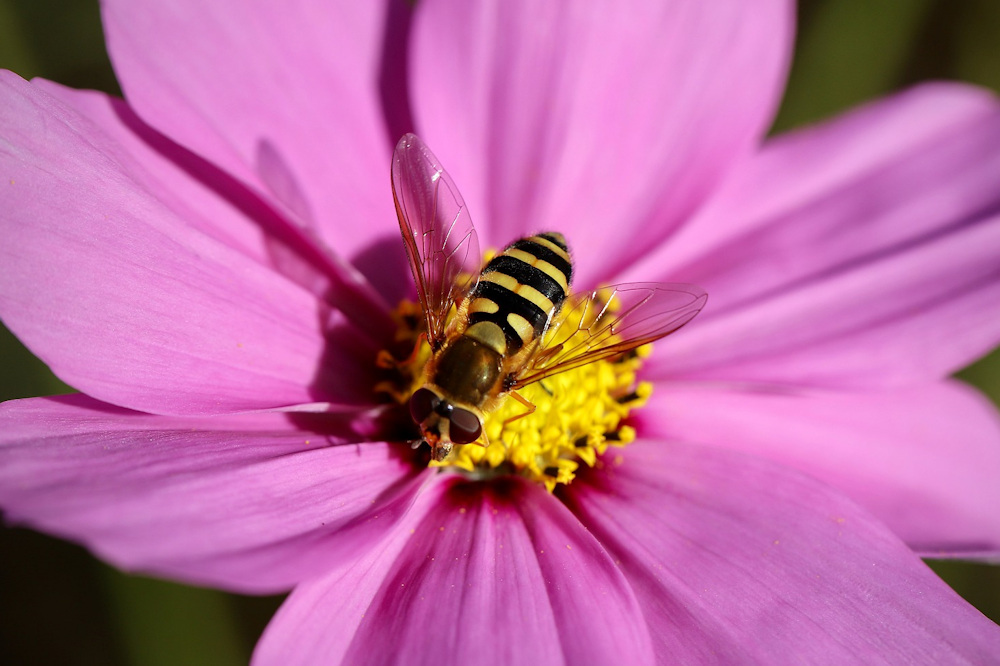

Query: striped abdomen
463,232,573,356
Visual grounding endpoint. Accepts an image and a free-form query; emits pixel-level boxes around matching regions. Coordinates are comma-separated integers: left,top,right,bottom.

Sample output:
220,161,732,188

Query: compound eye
448,408,483,444
409,388,440,425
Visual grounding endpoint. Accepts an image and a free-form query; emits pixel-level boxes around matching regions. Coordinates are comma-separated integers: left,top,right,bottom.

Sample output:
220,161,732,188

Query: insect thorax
430,335,503,408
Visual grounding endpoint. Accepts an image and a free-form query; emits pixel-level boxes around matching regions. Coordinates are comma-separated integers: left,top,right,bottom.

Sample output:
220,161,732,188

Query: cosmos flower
2,0,1000,663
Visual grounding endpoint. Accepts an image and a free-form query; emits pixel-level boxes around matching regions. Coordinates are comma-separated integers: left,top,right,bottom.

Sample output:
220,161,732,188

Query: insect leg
376,331,428,369
502,391,537,426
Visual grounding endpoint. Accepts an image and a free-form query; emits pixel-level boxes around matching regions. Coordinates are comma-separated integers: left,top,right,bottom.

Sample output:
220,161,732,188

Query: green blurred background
1,0,999,663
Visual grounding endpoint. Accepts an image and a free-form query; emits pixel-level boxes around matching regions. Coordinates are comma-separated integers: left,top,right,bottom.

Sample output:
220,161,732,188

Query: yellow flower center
375,298,651,492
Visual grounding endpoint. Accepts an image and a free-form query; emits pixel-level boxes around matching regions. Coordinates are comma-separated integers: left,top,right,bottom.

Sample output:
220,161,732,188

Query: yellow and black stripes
465,233,573,354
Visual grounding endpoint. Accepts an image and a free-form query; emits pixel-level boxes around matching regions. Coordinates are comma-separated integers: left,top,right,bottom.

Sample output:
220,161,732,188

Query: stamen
376,297,651,491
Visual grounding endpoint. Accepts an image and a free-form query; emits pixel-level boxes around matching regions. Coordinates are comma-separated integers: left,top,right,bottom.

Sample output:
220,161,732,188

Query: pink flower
3,0,1000,663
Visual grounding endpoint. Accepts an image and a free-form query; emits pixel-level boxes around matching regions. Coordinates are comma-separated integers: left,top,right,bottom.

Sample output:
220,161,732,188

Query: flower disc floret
377,298,651,492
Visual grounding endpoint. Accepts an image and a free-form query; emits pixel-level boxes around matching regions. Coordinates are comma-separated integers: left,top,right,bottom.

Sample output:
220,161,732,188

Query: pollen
448,343,648,492
376,297,651,492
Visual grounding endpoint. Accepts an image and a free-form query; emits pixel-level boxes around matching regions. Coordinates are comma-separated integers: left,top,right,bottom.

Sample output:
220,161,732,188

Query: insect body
466,232,573,359
409,233,573,459
390,134,707,462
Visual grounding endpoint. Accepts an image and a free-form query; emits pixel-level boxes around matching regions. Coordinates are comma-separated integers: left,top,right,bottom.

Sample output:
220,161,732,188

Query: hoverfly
391,133,707,462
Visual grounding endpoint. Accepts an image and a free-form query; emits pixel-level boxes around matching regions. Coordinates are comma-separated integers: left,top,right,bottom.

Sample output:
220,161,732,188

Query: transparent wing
391,133,481,349
512,282,707,388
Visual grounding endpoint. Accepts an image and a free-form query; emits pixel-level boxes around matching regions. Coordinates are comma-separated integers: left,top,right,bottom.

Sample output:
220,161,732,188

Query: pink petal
411,0,793,285
637,83,1000,387
101,0,409,270
564,440,1000,662
640,381,1000,558
33,79,398,328
0,395,425,593
255,476,654,665
29,81,276,279
0,73,377,415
